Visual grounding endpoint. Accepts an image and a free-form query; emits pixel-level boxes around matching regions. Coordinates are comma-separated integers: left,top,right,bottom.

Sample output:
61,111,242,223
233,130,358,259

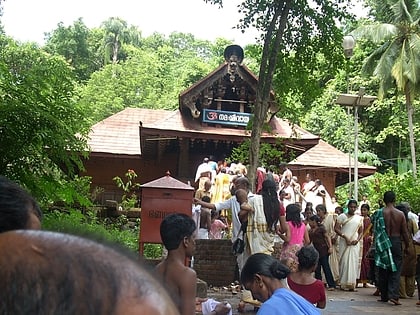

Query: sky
1,0,260,46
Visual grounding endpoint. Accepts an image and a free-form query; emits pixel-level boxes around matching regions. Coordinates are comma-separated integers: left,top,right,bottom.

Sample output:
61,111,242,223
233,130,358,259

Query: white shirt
215,192,254,242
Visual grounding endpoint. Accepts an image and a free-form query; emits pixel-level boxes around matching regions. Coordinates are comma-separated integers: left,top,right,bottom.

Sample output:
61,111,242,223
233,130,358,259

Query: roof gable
288,139,376,173
87,108,172,155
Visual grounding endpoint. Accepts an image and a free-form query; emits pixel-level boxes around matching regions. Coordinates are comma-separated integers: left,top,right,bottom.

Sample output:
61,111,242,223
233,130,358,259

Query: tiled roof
87,108,172,155
88,108,320,156
288,139,376,173
141,109,319,141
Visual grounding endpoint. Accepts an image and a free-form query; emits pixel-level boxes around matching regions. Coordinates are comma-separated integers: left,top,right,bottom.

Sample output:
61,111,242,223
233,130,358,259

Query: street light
342,35,356,59
342,35,356,198
336,88,377,201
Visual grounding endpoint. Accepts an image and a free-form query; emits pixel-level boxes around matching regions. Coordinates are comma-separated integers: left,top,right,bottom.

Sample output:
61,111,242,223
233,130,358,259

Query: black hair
360,203,370,212
0,176,42,233
160,213,196,250
335,206,343,214
396,204,409,221
261,179,280,231
384,191,396,204
348,199,358,207
315,204,327,214
0,230,168,315
297,245,319,271
240,253,290,284
286,203,303,227
201,195,211,203
309,215,322,225
235,176,250,190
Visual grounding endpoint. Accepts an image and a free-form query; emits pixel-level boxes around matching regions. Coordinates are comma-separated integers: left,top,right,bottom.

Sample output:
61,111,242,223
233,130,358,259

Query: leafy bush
42,208,163,259
42,209,139,252
336,169,420,214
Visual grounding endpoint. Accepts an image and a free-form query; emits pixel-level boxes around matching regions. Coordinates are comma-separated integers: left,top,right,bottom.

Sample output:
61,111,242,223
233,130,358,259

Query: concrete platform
206,286,420,314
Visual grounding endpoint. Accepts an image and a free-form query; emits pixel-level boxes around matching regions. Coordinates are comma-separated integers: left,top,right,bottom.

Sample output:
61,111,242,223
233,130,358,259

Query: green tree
101,17,141,64
44,18,100,82
79,35,221,122
351,0,420,177
0,35,90,198
205,0,353,191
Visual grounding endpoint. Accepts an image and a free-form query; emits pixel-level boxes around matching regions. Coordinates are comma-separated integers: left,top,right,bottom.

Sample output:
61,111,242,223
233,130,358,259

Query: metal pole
346,61,352,198
354,104,358,201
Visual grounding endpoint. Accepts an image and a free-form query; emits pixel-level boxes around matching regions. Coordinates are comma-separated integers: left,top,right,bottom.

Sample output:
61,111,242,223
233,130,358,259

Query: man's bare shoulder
174,264,197,284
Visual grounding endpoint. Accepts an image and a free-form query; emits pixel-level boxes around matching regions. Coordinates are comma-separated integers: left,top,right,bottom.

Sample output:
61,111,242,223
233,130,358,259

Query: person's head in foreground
0,230,180,315
240,253,291,303
160,213,196,257
240,253,319,314
0,176,42,232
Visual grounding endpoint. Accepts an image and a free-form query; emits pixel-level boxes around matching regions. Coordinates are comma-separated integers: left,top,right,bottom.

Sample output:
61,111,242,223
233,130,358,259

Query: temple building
83,45,375,202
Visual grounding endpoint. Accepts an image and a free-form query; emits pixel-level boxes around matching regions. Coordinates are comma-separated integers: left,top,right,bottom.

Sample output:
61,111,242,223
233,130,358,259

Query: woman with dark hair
334,199,363,291
237,179,281,256
357,203,373,288
279,203,310,272
240,253,319,315
308,214,336,291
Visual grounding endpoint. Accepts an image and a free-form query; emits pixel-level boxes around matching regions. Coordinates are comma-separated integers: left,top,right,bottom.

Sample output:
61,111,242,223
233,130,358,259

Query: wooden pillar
178,138,190,179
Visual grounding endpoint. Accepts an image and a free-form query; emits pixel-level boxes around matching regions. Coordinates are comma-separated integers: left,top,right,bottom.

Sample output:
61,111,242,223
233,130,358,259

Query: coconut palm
101,17,135,64
351,0,420,177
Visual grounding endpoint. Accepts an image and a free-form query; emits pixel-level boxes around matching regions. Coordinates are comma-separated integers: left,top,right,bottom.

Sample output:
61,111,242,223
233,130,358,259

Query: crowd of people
192,158,420,313
2,155,420,315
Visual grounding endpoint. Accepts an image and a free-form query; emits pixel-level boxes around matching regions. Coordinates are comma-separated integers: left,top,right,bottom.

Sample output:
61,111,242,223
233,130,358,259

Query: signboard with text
203,109,251,127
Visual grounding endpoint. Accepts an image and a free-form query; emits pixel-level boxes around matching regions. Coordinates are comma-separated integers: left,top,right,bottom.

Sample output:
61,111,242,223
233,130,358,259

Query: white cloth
215,193,254,243
283,185,295,208
197,228,209,239
201,299,232,315
408,211,418,222
246,195,275,255
195,162,211,183
192,204,201,237
337,213,363,290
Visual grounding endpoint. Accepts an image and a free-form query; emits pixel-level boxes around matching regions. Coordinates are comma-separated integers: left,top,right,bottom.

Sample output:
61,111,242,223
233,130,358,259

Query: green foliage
43,209,140,252
0,35,90,199
143,243,163,259
113,169,141,210
44,18,101,82
356,169,420,214
36,175,94,209
228,140,283,171
351,0,420,175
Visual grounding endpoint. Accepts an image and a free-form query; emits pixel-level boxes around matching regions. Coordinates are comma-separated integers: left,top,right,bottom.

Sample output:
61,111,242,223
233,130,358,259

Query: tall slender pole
354,104,358,201
345,60,352,198
342,35,356,199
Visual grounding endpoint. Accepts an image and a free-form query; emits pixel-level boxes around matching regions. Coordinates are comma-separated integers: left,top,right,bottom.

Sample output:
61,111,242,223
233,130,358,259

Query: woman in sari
334,199,363,291
237,179,281,311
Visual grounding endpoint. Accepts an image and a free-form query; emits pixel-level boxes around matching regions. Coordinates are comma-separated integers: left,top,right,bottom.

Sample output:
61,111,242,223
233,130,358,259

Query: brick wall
193,239,237,287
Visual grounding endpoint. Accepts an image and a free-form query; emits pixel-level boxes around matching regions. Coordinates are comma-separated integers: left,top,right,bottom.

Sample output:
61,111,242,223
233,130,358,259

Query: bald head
0,230,179,315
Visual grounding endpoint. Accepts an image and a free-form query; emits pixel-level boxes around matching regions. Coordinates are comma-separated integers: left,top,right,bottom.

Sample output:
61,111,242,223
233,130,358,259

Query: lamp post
342,35,356,198
336,89,376,201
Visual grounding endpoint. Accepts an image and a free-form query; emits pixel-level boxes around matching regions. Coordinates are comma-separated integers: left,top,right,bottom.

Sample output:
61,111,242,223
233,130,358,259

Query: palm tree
101,17,132,64
351,0,420,177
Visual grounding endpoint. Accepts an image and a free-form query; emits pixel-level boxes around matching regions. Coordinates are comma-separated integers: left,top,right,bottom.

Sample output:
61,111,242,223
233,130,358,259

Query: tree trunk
405,86,417,178
248,0,292,192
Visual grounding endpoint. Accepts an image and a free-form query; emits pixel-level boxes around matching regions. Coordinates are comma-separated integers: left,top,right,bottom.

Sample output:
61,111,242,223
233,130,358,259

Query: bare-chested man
373,191,410,305
155,213,231,315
